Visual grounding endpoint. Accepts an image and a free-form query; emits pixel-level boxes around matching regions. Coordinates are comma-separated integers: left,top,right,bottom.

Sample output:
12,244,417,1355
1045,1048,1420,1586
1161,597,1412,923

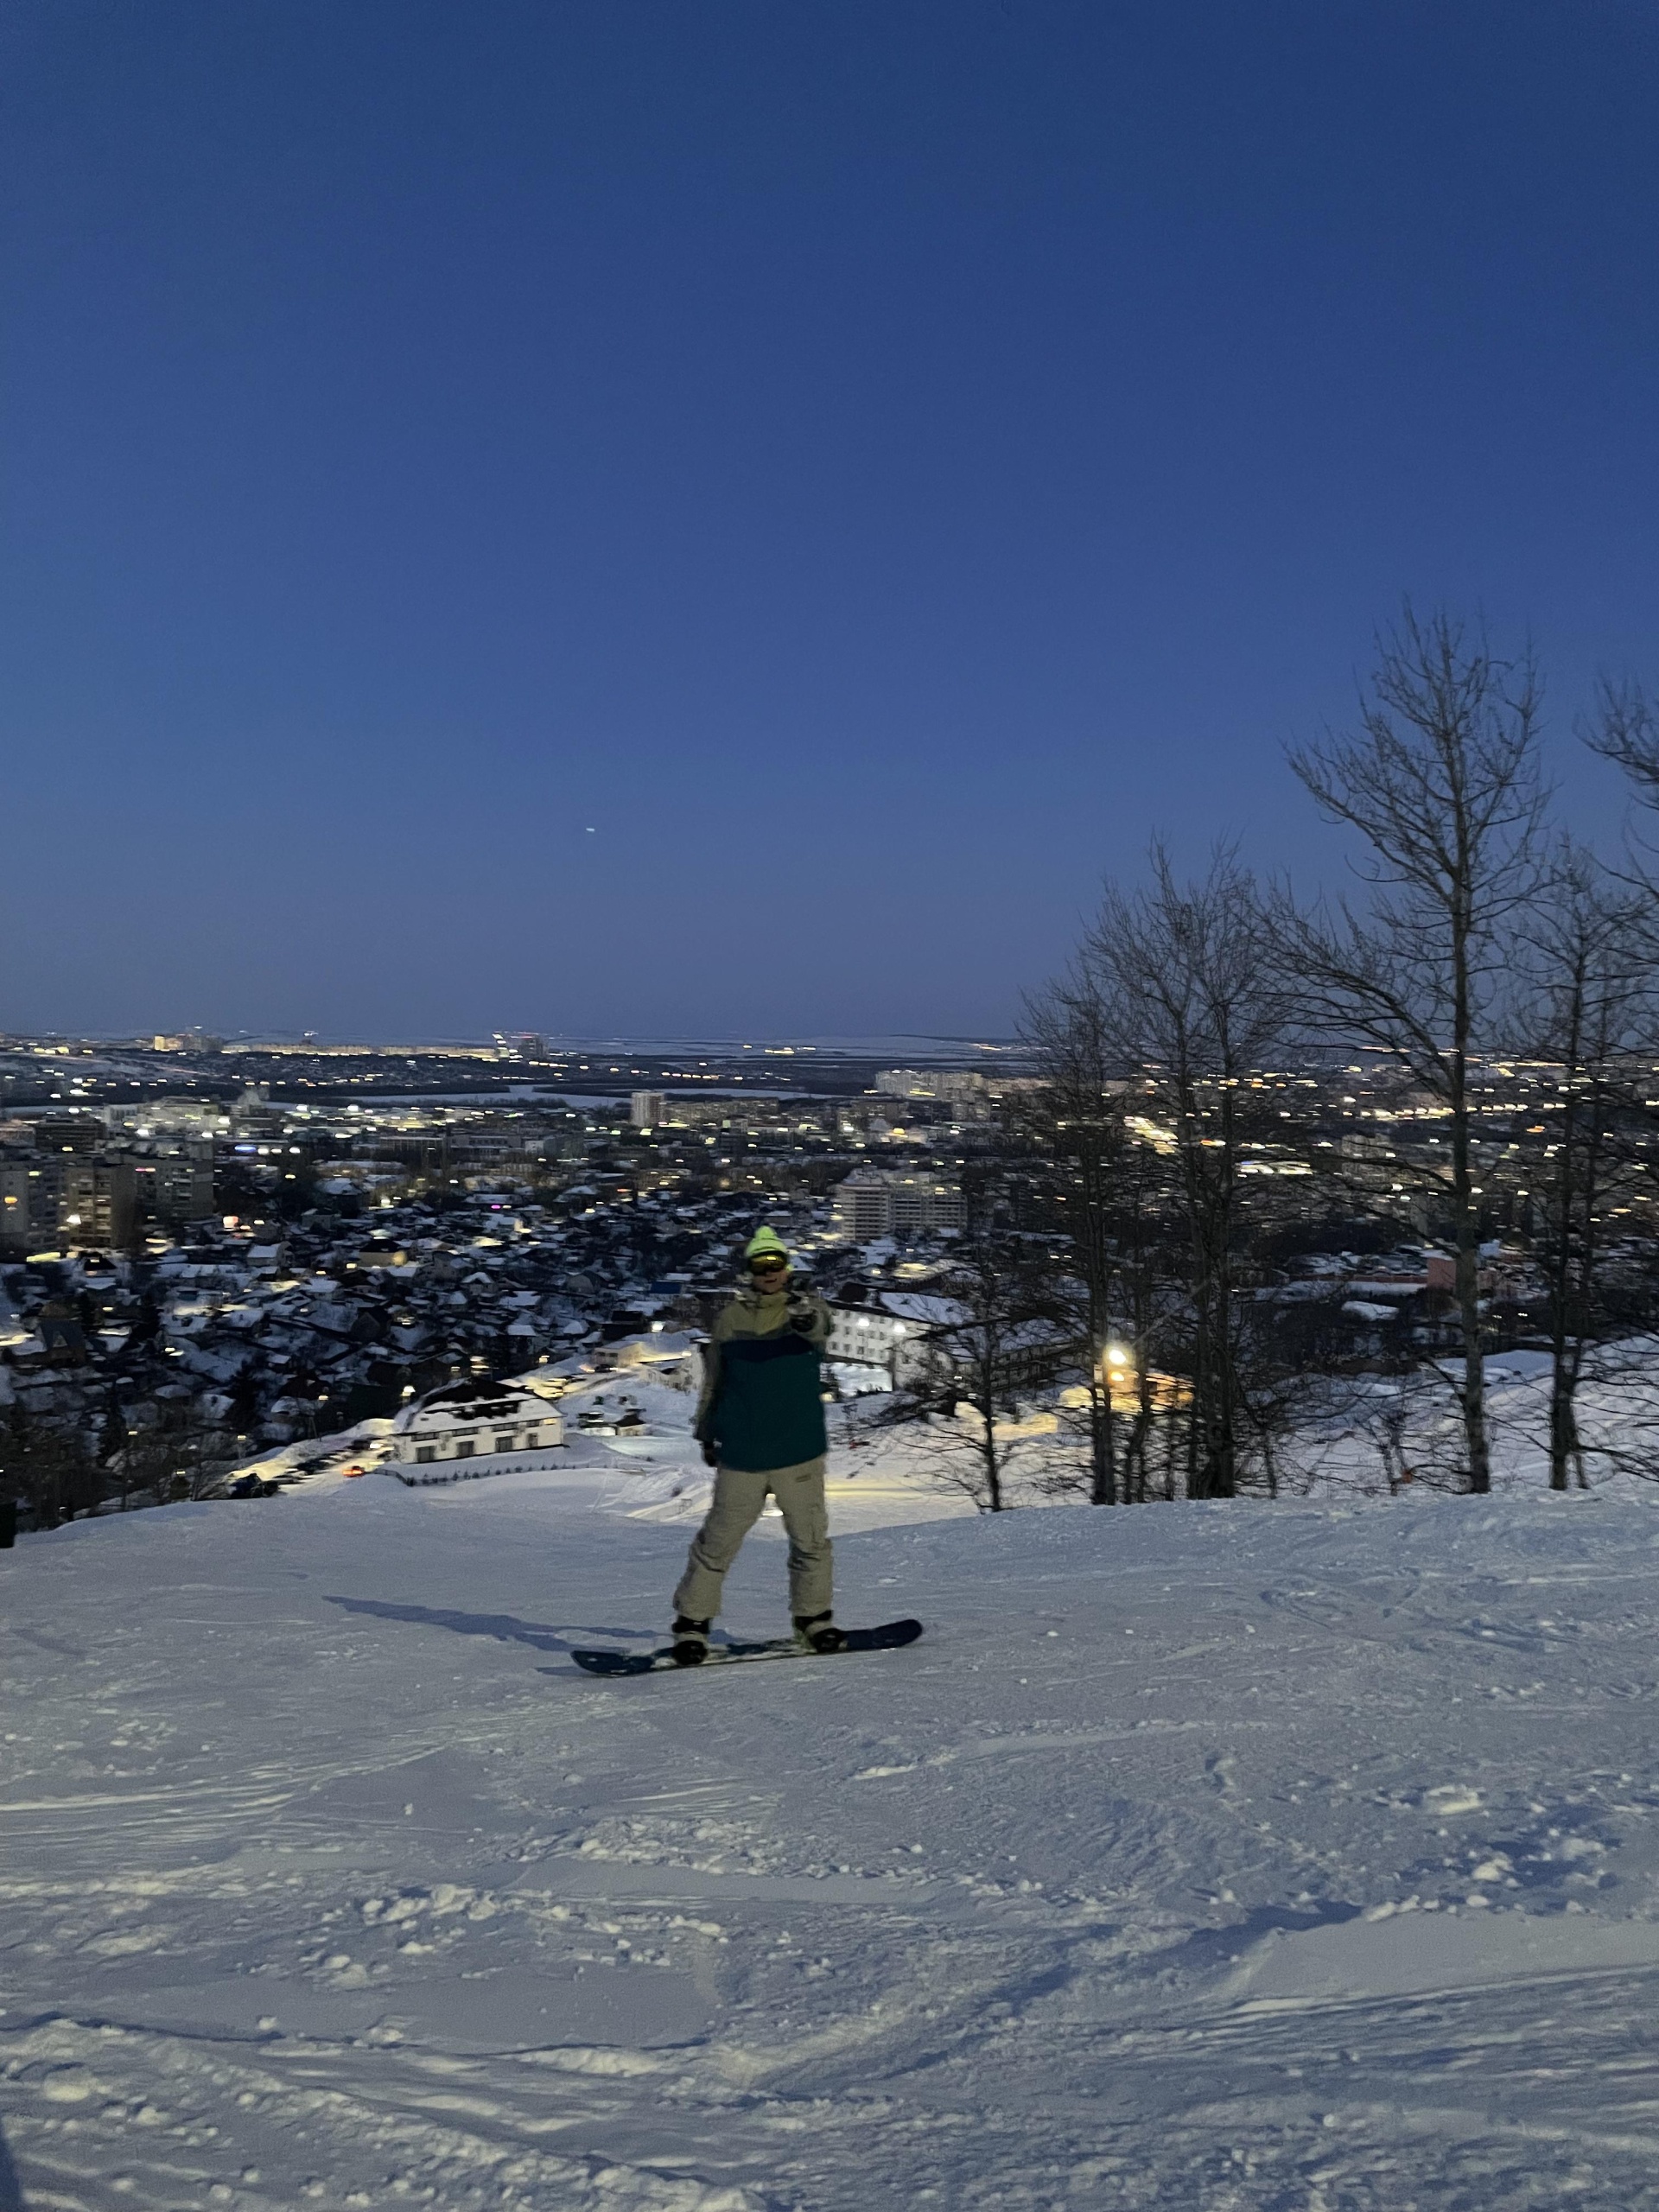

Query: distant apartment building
830,1168,965,1243
655,1097,754,1131
57,1157,137,1249
874,1069,991,1104
448,1128,518,1166
0,1156,49,1253
109,1096,230,1138
151,1031,222,1054
133,1145,217,1227
832,1169,893,1241
29,1113,105,1155
630,1091,667,1128
0,1150,137,1254
230,1085,288,1140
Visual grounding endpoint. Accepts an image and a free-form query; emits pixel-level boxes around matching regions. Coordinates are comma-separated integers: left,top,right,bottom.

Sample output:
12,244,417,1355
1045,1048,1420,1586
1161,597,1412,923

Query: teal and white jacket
693,1281,831,1472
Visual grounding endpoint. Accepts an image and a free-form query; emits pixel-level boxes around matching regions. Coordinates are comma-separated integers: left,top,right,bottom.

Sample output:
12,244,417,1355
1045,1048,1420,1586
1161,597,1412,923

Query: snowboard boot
670,1616,710,1667
793,1611,847,1655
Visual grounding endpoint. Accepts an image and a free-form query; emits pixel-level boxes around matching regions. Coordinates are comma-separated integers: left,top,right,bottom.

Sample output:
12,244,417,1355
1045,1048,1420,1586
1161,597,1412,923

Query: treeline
979,608,1659,1506
0,1395,237,1533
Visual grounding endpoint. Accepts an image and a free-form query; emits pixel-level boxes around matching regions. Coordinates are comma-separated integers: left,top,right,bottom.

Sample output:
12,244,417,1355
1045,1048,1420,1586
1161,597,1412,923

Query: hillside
3,1471,1659,2210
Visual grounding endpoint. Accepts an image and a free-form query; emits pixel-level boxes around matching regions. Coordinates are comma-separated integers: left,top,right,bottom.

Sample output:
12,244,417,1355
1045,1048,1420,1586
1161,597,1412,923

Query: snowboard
571,1618,924,1676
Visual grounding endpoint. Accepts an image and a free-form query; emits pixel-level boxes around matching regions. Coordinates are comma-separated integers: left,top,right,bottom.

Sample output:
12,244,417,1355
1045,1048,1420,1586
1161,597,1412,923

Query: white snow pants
673,1456,832,1623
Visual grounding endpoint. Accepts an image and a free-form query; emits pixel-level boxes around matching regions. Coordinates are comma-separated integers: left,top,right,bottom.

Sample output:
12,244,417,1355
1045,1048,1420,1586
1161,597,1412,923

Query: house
827,1284,1077,1398
824,1289,961,1388
381,1377,564,1483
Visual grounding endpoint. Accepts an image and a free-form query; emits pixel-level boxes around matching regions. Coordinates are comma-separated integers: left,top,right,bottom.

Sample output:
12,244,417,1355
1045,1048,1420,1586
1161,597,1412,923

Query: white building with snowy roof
381,1378,563,1484
825,1290,964,1388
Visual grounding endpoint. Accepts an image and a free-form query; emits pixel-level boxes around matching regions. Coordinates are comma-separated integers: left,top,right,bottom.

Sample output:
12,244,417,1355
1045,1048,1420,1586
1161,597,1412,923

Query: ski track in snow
4,1480,1659,2209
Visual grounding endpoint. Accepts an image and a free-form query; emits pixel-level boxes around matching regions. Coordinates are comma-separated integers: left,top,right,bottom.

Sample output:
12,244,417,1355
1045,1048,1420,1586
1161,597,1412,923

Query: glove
786,1296,818,1336
700,1441,719,1468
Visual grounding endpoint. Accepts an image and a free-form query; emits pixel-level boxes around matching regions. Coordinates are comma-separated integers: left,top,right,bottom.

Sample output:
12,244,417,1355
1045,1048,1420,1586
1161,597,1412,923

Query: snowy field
5,1466,1659,2210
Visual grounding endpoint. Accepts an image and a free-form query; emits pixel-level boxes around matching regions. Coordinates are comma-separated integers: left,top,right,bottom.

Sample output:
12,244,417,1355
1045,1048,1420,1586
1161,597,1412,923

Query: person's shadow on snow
0,2112,23,2211
325,1596,648,1652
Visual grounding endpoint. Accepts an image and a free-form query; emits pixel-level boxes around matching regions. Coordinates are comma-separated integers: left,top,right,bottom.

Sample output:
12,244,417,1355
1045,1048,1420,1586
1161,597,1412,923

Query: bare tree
1,1408,103,1529
911,1229,1068,1513
1583,674,1659,981
105,1402,233,1505
1230,1297,1334,1498
1018,978,1132,1503
1519,842,1653,1488
1275,607,1548,1493
1078,844,1290,1498
1583,675,1659,818
1325,1362,1462,1497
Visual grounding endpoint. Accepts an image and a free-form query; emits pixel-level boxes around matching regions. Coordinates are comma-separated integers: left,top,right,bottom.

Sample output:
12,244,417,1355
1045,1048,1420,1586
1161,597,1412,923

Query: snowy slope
4,1475,1659,2210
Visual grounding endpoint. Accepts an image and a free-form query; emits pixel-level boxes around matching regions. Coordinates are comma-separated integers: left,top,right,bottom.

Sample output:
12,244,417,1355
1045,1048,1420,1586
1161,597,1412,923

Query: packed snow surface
4,1467,1659,2209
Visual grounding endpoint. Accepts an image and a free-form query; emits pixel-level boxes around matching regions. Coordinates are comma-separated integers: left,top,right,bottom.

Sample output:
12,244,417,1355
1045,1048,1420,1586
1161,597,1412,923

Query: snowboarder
670,1225,843,1664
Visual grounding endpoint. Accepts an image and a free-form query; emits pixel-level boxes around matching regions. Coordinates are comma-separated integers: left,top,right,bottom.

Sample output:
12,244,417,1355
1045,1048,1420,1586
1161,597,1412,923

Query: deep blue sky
4,1,1659,1041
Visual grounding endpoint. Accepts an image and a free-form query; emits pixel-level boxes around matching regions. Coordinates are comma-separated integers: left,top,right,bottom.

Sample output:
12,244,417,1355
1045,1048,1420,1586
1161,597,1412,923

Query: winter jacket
693,1280,831,1473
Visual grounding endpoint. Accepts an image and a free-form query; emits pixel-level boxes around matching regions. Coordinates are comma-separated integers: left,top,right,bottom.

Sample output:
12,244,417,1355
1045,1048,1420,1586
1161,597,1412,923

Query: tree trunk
1125,1390,1152,1503
1449,867,1491,1494
1259,1427,1278,1498
1088,1376,1116,1504
1548,1386,1577,1495
1084,1241,1117,1503
1546,1058,1579,1492
981,1382,1005,1511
